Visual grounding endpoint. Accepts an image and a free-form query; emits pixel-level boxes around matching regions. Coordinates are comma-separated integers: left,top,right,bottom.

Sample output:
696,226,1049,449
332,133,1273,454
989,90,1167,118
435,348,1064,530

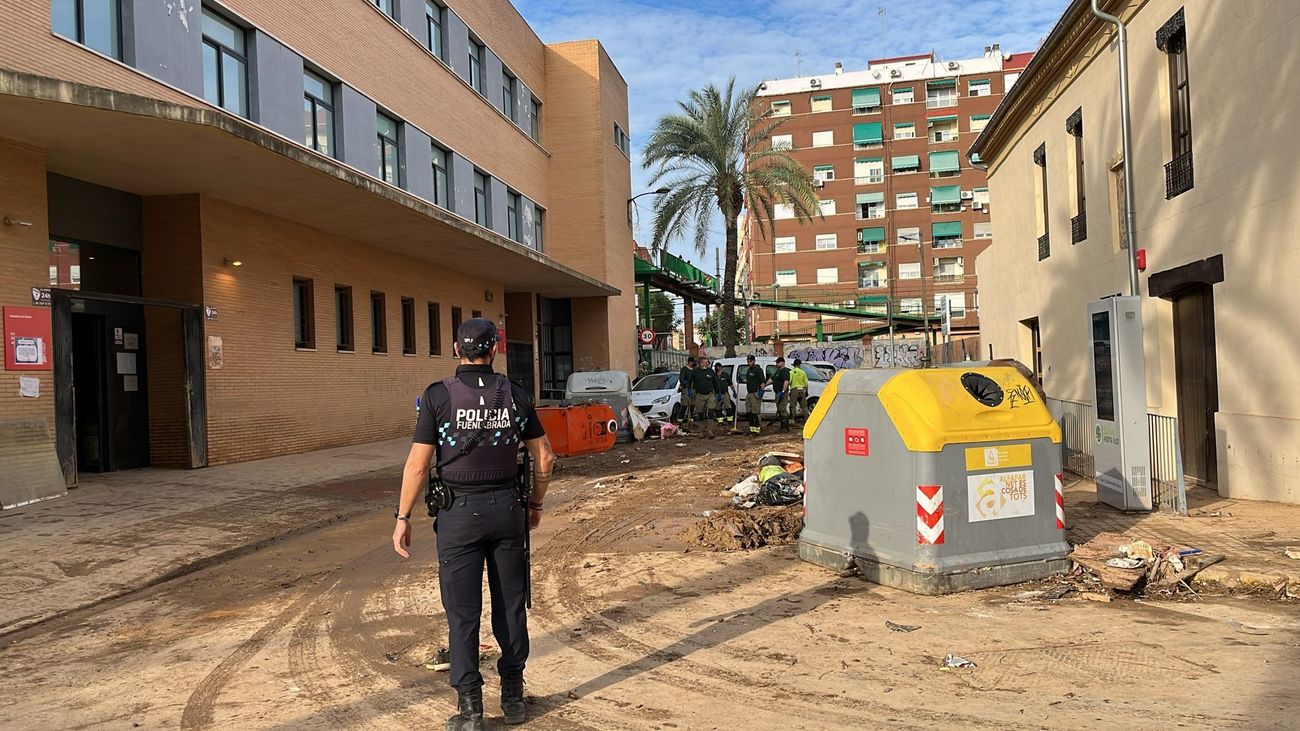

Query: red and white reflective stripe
1054,472,1066,530
916,485,945,545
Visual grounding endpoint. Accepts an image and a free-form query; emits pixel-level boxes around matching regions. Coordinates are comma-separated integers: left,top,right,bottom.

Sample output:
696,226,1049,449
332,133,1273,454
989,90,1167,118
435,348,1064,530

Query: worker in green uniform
770,356,793,433
789,358,810,420
741,355,766,436
713,362,735,427
676,357,696,423
691,356,718,422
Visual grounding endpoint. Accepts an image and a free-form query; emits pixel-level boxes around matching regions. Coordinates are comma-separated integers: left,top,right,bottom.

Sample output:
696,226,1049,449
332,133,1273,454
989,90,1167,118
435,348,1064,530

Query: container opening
960,372,1004,407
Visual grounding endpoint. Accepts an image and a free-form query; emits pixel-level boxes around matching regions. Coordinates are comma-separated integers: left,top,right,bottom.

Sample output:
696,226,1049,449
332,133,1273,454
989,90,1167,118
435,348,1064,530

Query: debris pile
728,452,805,509
1069,531,1224,597
684,505,804,551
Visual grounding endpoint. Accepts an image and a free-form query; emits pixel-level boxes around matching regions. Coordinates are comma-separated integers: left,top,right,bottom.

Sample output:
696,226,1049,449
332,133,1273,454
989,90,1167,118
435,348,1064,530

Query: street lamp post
627,187,672,226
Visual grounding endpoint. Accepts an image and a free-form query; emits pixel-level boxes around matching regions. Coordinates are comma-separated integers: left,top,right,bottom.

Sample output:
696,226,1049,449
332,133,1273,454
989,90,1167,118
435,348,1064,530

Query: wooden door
1173,285,1218,484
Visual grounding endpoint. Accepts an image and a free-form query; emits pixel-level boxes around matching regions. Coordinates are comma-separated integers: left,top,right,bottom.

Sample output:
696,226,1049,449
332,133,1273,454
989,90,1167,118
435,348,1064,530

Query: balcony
856,242,883,255
859,279,888,290
1165,150,1194,199
1071,212,1087,244
925,96,958,109
1038,233,1051,261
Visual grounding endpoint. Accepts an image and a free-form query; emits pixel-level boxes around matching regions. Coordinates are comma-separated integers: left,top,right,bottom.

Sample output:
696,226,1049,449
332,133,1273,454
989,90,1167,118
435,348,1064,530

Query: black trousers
435,486,529,692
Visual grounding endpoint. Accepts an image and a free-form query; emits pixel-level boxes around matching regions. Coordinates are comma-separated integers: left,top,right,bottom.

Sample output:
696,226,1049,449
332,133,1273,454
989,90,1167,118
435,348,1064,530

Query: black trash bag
759,472,804,506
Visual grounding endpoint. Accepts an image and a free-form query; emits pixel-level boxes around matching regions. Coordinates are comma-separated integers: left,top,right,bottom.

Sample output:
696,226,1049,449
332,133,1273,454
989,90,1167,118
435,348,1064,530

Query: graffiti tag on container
1007,384,1036,409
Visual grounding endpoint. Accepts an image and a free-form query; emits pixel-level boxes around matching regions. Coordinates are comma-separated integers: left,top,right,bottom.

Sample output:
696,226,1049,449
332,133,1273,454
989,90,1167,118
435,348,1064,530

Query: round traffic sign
639,329,655,344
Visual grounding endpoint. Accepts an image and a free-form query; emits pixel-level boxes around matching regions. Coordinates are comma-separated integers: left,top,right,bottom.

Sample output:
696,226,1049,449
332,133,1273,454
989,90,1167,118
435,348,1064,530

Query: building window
469,40,484,93
201,8,248,117
893,122,916,140
897,227,921,246
371,0,396,19
898,262,921,280
974,221,993,239
774,236,796,254
614,123,631,156
1068,108,1087,243
52,0,121,59
928,150,960,178
852,122,883,149
815,233,837,251
851,87,881,115
503,71,518,122
529,98,541,141
401,297,416,355
473,171,489,226
533,207,545,251
813,165,835,182
816,267,839,284
933,256,964,282
1160,8,1193,198
771,134,793,150
928,116,958,143
896,192,918,210
857,227,885,253
856,193,884,220
968,79,991,97
932,221,963,249
811,95,832,113
925,79,957,108
770,100,791,116
450,306,463,342
1034,143,1050,260
431,144,449,208
773,203,794,220
899,298,923,314
371,292,387,353
811,130,834,148
303,70,335,157
1004,72,1021,89
775,270,797,286
930,185,961,214
818,199,836,216
427,302,442,355
777,310,799,323
507,192,522,242
854,158,884,185
293,277,315,349
973,188,990,206
969,114,991,134
937,293,966,318
858,262,886,289
335,285,354,351
425,1,444,59
891,154,921,175
891,87,914,105
376,112,400,184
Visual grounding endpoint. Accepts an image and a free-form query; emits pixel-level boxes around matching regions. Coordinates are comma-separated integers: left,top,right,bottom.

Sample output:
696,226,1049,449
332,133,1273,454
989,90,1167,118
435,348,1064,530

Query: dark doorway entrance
507,339,536,398
1173,284,1219,485
67,301,150,472
538,297,573,401
1020,317,1043,386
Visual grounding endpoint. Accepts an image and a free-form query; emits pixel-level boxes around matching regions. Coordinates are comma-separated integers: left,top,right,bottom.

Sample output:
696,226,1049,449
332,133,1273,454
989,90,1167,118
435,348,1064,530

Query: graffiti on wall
873,339,924,368
699,343,864,369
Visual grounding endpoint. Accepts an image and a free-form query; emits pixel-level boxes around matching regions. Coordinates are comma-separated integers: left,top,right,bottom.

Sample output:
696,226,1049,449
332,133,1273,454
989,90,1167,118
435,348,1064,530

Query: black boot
501,674,526,725
447,688,485,731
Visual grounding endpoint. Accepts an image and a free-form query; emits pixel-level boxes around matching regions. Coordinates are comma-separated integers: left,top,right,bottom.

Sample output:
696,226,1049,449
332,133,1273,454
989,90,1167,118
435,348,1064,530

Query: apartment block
0,0,634,494
747,47,1031,341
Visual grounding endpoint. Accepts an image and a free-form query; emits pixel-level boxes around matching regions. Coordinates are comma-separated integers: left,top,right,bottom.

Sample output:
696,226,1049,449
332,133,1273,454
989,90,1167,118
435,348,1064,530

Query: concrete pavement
0,437,410,636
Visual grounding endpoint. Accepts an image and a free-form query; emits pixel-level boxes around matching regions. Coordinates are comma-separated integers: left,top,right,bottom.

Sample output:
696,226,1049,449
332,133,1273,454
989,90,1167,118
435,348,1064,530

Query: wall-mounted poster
4,307,52,371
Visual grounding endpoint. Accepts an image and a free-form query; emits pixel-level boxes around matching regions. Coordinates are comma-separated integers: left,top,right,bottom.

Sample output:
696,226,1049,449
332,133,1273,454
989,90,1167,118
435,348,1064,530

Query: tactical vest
436,375,522,486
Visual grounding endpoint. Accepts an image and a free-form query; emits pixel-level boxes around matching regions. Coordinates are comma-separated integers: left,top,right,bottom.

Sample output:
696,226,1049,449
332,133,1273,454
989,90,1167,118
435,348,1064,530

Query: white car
710,357,831,419
806,361,838,380
630,372,681,420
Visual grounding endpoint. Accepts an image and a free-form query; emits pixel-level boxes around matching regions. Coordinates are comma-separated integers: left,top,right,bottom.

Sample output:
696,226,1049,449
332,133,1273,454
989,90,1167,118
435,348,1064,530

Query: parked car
629,372,681,421
711,357,831,419
807,361,838,380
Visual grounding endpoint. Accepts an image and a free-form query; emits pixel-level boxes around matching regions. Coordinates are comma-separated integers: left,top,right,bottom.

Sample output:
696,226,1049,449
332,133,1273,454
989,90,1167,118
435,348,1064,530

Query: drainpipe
1091,0,1141,298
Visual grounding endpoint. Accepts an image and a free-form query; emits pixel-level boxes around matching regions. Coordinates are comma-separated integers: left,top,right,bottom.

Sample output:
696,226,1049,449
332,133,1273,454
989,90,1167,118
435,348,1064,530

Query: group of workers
675,354,810,434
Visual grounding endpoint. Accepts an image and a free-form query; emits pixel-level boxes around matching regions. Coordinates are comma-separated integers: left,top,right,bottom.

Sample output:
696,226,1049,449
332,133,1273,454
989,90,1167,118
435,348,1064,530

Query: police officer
741,355,766,436
676,357,697,423
770,356,793,432
789,358,810,420
713,362,736,427
691,356,717,422
393,318,556,730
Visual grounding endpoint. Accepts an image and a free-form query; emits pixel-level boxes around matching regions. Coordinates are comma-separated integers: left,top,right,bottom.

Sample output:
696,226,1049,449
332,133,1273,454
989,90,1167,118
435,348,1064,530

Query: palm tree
642,78,822,357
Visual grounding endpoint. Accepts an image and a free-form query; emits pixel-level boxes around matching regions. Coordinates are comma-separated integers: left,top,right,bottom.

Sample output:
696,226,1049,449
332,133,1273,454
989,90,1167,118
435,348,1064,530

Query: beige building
0,0,634,498
971,0,1299,502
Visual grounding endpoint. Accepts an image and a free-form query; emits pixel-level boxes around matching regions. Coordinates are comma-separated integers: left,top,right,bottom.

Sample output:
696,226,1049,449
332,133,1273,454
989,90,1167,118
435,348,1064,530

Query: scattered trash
943,653,977,669
593,482,607,490
758,464,787,484
1106,557,1145,569
684,505,804,551
701,510,714,518
1119,540,1155,562
425,648,451,671
729,475,761,498
1042,585,1075,600
384,651,399,662
620,459,631,464
626,406,650,441
886,621,921,633
566,690,580,700
1285,548,1300,560
1071,531,1226,595
758,472,804,506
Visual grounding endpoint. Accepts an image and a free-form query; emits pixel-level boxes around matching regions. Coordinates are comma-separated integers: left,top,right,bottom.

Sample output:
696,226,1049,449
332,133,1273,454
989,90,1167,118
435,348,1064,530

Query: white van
709,356,831,419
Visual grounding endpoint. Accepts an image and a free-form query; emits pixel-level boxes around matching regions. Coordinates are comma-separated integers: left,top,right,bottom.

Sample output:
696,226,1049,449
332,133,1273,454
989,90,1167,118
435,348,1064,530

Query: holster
425,474,453,516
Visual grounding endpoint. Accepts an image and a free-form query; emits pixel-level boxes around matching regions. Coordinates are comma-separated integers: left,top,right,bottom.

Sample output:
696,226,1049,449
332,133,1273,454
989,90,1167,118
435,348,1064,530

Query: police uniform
742,361,766,435
770,362,792,432
412,322,545,729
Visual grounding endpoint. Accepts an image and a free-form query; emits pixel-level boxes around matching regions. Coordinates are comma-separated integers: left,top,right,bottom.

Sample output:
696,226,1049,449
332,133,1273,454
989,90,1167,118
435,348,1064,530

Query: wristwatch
528,502,544,511
394,511,411,521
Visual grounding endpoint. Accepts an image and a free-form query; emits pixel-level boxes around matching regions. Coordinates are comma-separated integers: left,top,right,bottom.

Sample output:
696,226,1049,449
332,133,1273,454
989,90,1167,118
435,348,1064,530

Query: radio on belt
799,365,1070,595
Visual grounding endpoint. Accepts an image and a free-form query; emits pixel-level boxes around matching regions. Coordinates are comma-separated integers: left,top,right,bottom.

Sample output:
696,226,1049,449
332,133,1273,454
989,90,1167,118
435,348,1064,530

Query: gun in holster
516,448,533,609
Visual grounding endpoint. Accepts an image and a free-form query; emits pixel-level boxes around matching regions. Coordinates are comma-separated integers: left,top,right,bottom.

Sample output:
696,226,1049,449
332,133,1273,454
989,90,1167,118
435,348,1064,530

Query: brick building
745,47,1031,342
0,0,635,490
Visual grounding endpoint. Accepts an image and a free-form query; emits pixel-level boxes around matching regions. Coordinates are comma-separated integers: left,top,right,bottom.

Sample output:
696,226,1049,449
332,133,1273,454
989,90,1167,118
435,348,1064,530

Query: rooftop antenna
794,48,803,77
878,7,887,47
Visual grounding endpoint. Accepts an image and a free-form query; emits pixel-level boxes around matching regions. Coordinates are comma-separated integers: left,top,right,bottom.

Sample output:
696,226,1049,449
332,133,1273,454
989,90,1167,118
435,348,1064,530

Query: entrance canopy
0,70,615,299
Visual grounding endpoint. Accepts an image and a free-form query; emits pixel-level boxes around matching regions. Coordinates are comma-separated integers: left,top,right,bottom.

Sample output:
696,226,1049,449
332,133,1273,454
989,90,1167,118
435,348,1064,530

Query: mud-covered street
2,434,1298,730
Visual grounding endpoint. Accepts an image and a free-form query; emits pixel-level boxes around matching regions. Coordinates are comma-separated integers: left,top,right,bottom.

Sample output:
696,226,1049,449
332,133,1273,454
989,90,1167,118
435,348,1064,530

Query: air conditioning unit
889,69,902,78
842,299,857,308
947,61,960,70
960,190,974,200
871,70,881,79
813,179,825,188
810,78,822,88
972,201,983,210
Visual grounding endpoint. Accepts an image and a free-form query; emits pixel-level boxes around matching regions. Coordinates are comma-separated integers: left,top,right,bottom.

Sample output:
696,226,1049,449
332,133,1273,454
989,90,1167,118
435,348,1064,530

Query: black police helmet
457,318,499,359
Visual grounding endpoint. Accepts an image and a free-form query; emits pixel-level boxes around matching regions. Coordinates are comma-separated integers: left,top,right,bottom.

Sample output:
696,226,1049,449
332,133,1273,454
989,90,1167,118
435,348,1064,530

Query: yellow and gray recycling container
799,365,1069,594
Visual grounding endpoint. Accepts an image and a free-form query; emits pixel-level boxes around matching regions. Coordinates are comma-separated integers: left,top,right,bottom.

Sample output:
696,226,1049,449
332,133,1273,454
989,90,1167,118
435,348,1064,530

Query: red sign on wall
844,428,869,457
4,307,53,371
498,328,508,355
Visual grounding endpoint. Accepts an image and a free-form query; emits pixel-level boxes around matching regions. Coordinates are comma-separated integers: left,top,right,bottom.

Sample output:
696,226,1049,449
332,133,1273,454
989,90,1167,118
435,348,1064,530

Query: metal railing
1037,233,1051,260
643,348,689,373
1164,150,1194,199
1071,212,1088,243
1048,398,1188,515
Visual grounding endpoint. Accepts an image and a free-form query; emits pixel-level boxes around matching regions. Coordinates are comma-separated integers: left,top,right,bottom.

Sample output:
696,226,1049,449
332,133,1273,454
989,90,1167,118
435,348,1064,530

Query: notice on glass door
116,352,137,375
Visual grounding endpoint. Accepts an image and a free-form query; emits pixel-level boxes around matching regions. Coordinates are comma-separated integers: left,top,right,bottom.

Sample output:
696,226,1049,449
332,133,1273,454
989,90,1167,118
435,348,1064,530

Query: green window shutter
891,154,920,170
855,192,885,204
971,114,992,121
855,157,882,164
852,122,883,144
851,87,881,107
929,150,960,172
969,78,990,88
892,86,913,95
893,122,914,130
932,221,963,238
858,226,886,243
971,152,983,164
813,164,834,173
927,78,957,89
930,185,961,204
927,115,958,125
812,95,831,102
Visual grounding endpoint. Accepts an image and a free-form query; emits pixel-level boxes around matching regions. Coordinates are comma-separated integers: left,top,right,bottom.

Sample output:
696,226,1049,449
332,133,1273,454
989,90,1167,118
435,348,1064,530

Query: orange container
537,404,619,457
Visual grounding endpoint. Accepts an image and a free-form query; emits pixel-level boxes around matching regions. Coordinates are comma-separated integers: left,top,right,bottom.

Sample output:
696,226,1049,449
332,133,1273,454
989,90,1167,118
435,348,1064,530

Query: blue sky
514,0,1067,299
